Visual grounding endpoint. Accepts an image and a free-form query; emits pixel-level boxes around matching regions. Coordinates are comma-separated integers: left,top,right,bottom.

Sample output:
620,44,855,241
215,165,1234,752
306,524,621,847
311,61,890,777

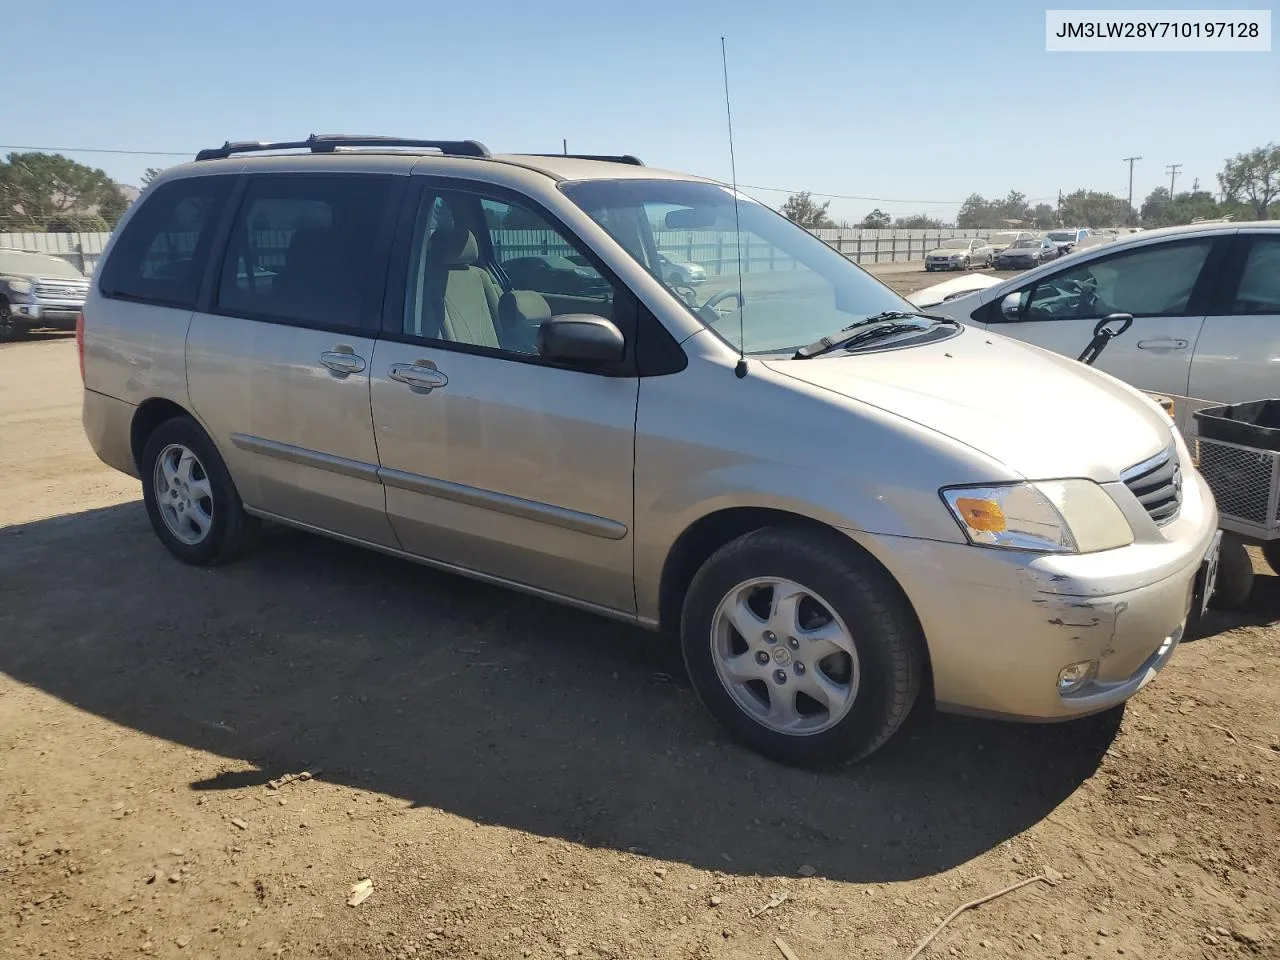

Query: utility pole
1122,156,1142,223
1166,163,1182,197
1057,188,1063,225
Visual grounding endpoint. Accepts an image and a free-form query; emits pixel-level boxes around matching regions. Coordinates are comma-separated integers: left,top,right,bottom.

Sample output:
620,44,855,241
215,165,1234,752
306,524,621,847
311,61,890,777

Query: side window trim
195,175,248,314
207,172,404,334
1204,233,1256,316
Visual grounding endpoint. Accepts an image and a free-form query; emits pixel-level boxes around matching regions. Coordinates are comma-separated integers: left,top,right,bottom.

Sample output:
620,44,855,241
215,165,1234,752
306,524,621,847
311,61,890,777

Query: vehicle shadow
0,503,1119,883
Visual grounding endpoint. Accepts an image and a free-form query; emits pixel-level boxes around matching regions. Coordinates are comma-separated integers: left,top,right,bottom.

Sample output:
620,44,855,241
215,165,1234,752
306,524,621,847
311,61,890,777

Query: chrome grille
34,279,89,300
1121,445,1182,526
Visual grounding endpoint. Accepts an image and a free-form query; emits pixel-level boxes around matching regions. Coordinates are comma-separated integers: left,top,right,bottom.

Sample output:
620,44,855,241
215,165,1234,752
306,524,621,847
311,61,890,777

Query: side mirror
538,315,626,365
999,291,1026,321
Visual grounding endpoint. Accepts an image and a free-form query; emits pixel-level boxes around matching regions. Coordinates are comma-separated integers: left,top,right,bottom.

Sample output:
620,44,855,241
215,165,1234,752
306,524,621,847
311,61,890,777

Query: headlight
5,277,33,296
941,480,1133,553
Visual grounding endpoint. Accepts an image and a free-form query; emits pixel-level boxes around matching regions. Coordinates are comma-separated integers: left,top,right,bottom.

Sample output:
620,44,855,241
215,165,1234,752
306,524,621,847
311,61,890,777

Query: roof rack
195,134,491,162
519,153,644,166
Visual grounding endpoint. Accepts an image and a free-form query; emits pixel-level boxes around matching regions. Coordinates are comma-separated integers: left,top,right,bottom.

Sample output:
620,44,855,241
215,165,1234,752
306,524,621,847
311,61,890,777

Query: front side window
1232,237,1280,315
1020,240,1213,322
561,179,913,355
400,188,620,357
216,175,391,329
99,177,229,307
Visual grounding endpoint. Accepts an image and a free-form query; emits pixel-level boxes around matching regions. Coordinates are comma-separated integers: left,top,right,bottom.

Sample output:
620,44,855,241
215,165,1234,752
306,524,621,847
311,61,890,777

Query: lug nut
794,662,806,676
755,650,770,665
763,631,777,645
772,669,787,685
787,636,800,650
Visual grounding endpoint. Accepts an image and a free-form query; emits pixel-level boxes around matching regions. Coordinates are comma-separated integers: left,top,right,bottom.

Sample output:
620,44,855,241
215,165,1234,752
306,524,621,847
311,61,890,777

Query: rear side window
215,175,392,330
99,177,228,307
1232,237,1280,315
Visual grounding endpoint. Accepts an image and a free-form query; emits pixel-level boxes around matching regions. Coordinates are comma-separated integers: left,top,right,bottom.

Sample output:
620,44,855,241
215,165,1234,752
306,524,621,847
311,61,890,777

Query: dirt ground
2,279,1278,960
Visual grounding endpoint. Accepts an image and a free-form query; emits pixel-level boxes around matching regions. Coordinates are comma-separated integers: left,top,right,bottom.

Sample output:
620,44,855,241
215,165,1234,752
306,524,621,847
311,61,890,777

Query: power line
0,141,1059,208
0,144,192,157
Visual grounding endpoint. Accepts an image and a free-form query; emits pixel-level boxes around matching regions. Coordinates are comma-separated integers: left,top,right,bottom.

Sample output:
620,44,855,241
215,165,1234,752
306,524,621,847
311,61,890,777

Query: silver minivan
80,136,1219,765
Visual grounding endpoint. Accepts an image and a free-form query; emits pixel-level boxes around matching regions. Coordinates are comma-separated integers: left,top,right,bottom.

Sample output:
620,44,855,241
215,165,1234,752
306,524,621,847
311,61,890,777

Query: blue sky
7,0,1276,222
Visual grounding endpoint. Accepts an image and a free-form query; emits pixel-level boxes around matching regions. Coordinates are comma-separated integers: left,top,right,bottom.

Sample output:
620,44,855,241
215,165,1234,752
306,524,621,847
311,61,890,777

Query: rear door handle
389,361,449,392
1137,338,1189,351
319,350,367,375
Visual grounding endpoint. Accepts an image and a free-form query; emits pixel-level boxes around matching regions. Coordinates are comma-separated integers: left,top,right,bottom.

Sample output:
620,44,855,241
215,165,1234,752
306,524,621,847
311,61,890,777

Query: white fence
0,227,1008,277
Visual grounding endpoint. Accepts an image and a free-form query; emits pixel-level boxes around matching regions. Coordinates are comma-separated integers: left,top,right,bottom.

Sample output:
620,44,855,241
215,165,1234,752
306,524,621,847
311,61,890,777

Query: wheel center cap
771,646,792,666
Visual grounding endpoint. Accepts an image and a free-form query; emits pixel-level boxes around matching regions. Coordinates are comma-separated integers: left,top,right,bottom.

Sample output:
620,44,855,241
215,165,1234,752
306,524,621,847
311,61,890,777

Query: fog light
1057,660,1097,694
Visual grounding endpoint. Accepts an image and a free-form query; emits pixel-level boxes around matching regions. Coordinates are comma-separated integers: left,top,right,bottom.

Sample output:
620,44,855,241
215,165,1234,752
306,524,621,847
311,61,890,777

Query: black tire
140,416,260,566
680,526,924,766
1209,533,1253,610
1261,539,1280,577
0,300,23,342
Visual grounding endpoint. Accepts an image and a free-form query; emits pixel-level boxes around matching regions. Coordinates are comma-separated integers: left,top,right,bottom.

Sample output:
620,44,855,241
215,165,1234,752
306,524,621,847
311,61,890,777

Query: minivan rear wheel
680,526,923,766
141,417,259,566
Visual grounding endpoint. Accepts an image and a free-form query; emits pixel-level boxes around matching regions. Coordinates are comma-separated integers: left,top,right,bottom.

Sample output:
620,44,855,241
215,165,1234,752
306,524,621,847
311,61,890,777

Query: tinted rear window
99,177,229,307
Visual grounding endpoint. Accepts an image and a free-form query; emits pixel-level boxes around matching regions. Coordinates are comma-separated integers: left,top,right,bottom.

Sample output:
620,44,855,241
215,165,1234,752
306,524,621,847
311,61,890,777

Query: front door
186,172,402,546
979,237,1223,416
369,181,638,613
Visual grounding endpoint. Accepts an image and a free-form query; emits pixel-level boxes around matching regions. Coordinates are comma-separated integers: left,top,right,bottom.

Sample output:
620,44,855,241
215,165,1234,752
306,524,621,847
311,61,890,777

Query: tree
779,191,833,229
957,191,1033,229
1029,203,1057,229
1218,143,1280,219
894,213,945,228
861,207,890,229
1058,189,1128,228
1141,186,1222,227
0,152,129,230
956,193,991,229
141,167,164,188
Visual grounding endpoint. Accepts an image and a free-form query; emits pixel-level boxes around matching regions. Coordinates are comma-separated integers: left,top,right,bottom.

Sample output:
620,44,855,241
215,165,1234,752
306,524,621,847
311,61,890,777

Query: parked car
906,273,1002,309
994,236,1059,270
986,231,1036,257
0,249,91,341
80,134,1218,766
656,252,707,284
929,221,1280,439
1046,227,1091,255
924,237,993,271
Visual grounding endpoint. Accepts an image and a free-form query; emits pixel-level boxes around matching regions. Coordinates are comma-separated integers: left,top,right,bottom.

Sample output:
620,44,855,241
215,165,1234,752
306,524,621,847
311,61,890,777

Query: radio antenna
721,36,748,379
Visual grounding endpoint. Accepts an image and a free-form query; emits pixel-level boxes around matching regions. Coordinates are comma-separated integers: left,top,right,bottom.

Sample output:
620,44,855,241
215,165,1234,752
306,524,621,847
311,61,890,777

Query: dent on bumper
848,506,1214,721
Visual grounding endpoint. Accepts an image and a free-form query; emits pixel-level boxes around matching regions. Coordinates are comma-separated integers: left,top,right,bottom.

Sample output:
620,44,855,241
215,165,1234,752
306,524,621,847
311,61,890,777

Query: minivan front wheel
141,417,259,565
681,526,923,766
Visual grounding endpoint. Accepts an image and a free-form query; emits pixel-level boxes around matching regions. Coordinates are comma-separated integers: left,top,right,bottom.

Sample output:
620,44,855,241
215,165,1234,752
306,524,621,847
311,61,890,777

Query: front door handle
1137,338,1189,351
389,360,449,392
319,349,367,375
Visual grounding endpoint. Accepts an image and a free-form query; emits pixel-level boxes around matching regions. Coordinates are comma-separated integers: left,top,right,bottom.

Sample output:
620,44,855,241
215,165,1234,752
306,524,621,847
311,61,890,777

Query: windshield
0,250,84,280
940,239,972,249
1012,238,1040,249
1047,231,1075,241
561,179,912,355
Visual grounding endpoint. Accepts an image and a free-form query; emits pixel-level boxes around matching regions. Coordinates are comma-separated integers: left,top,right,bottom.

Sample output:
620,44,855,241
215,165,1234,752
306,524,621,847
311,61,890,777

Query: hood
906,273,1000,308
927,247,971,258
998,246,1040,258
763,327,1171,481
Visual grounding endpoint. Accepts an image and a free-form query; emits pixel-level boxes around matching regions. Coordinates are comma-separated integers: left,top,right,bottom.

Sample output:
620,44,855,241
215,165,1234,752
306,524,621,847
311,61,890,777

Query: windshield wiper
793,311,958,360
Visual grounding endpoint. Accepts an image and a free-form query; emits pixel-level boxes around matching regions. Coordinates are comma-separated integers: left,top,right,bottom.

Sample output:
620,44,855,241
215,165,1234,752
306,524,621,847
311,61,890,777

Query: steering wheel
697,289,745,325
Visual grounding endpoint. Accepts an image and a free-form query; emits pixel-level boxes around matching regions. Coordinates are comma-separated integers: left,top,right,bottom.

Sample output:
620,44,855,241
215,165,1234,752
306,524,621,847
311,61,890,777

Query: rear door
1187,232,1280,420
977,236,1225,414
186,173,403,546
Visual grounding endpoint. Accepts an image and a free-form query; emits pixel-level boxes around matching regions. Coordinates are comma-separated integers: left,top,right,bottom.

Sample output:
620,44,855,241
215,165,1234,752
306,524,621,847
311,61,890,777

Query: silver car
0,249,91,340
80,135,1218,765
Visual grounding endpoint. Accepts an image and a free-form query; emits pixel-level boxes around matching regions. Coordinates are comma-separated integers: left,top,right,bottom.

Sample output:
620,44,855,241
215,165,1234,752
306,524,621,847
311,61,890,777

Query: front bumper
9,300,84,328
926,259,965,270
997,258,1035,269
849,468,1218,721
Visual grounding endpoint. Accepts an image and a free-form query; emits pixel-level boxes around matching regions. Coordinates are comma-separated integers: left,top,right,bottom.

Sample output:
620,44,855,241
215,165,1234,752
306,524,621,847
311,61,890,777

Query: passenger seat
424,227,502,349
